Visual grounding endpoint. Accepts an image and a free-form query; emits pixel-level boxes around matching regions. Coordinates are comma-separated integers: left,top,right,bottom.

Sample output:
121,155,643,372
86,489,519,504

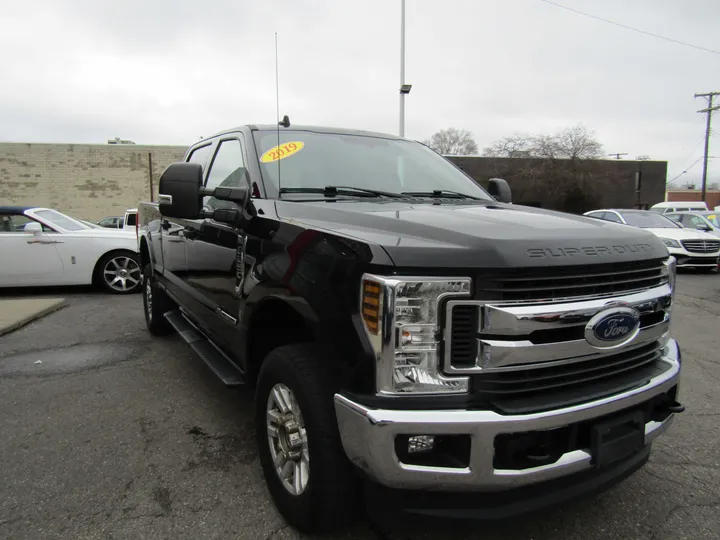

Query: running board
164,310,245,386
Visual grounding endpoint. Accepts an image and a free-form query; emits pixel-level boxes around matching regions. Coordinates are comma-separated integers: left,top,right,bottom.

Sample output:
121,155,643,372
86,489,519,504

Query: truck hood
275,200,668,268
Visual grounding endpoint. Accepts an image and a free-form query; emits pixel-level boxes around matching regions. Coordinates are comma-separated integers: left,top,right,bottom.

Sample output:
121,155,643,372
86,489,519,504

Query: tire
142,264,174,335
98,251,142,294
255,344,358,533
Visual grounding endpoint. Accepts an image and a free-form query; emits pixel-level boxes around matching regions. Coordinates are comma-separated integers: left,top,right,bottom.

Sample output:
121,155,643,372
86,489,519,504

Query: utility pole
694,92,720,203
608,152,628,160
399,0,406,137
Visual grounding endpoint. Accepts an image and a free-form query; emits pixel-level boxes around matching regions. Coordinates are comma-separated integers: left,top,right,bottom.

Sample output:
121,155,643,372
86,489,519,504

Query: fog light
407,435,435,454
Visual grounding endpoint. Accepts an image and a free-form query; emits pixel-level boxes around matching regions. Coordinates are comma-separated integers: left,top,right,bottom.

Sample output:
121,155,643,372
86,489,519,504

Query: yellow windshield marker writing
260,141,305,163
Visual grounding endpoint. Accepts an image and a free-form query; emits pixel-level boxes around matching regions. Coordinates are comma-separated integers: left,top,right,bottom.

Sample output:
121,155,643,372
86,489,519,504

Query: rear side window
603,212,622,223
187,144,213,172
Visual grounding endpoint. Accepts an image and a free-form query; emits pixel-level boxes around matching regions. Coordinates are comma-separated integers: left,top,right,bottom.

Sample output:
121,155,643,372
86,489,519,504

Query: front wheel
142,264,174,335
255,344,358,533
98,251,142,294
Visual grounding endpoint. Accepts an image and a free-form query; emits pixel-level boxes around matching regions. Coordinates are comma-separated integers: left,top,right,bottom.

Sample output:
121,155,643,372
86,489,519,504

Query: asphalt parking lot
1,274,719,540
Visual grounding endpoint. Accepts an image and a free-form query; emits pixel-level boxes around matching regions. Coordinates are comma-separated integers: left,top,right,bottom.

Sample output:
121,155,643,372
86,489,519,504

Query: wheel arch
245,295,320,384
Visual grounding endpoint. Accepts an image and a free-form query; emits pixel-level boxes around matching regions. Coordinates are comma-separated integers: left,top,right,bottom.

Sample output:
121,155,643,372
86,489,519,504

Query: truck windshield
252,130,494,201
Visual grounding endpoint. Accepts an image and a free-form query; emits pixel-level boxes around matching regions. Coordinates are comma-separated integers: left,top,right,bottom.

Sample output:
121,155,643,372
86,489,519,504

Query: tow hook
663,400,686,414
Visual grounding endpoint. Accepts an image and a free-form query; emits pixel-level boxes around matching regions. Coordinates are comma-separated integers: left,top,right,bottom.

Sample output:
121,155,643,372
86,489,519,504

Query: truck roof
209,124,404,142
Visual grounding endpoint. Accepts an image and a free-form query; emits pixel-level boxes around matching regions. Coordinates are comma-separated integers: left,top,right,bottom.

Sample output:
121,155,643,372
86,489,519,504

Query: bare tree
482,123,604,160
424,128,479,156
552,124,604,160
481,134,533,158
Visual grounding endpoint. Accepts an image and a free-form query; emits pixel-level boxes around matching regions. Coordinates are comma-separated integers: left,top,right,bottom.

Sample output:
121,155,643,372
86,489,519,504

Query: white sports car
0,206,142,293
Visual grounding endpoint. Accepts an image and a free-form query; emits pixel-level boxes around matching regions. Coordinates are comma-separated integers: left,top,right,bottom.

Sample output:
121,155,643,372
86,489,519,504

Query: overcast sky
2,0,719,187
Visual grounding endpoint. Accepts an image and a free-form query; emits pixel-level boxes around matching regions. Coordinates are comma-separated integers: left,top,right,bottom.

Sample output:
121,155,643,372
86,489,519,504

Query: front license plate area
591,410,645,469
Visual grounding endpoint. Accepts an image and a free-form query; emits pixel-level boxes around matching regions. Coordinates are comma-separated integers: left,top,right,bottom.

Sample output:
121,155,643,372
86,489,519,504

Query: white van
650,201,708,214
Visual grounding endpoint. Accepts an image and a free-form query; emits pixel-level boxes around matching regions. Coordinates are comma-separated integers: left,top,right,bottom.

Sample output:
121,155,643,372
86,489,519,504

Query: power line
538,0,720,56
667,157,704,184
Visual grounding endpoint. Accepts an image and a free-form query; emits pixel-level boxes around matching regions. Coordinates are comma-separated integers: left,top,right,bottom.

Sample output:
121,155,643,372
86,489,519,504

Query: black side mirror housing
488,178,512,204
158,163,203,219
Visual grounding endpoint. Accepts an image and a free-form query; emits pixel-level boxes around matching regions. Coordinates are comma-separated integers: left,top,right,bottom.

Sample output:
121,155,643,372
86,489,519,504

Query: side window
604,213,622,223
187,144,213,172
205,139,247,210
689,215,704,227
0,214,44,232
587,212,606,220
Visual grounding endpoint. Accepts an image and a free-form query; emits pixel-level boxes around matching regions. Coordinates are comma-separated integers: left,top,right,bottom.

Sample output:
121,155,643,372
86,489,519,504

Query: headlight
659,238,681,248
360,275,471,395
664,256,677,296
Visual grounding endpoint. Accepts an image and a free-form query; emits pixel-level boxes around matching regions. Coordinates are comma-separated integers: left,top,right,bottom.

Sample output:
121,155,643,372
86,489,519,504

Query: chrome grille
680,239,720,254
475,259,667,302
472,342,662,397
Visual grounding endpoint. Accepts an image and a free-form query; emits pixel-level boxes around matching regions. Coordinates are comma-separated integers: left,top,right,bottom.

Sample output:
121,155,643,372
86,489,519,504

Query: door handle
27,238,63,244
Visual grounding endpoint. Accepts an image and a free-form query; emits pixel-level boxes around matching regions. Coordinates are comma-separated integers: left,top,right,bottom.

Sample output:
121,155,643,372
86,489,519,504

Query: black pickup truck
138,124,683,532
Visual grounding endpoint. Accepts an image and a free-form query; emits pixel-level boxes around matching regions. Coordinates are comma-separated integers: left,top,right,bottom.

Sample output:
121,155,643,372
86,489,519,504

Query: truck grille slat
449,305,478,368
472,343,662,396
680,239,720,254
475,259,667,302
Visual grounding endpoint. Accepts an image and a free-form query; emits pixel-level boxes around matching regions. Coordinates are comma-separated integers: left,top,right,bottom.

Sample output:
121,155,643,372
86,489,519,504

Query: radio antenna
275,32,281,193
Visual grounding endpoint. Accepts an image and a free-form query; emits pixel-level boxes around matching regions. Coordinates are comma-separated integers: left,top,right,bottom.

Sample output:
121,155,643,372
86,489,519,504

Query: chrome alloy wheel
103,256,141,292
266,383,310,496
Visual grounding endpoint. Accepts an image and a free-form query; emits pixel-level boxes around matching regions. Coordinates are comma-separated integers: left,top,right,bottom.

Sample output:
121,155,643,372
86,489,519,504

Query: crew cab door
159,142,214,297
182,136,249,344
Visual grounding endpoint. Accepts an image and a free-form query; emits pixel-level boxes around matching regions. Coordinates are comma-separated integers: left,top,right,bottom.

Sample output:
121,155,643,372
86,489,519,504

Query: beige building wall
0,143,187,221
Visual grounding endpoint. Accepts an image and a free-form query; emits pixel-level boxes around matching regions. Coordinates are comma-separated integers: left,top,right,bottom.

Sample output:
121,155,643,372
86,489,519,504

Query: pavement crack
0,517,21,528
650,501,720,540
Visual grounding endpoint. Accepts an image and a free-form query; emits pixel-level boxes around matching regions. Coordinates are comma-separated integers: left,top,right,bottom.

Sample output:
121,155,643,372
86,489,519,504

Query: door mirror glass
158,163,203,219
488,178,512,204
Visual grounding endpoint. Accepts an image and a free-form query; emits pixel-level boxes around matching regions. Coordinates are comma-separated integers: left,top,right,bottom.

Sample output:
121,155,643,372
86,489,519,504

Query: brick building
665,189,720,210
446,156,667,214
0,142,186,221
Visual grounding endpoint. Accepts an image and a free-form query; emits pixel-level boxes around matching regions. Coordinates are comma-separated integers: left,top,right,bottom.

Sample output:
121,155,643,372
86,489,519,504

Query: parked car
97,209,138,229
97,215,124,228
78,219,102,229
0,206,141,293
584,209,720,270
665,211,720,237
649,201,708,214
138,124,684,532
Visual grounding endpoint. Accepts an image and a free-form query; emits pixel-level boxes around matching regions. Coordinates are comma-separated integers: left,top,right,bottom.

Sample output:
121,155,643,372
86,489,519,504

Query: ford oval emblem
584,307,641,349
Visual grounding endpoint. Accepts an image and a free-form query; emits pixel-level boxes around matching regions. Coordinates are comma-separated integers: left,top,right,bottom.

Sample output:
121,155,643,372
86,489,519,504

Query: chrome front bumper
334,339,680,492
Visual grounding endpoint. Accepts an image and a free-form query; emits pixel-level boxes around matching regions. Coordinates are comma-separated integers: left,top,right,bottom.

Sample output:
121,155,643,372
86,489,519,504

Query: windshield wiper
401,190,483,200
279,186,405,198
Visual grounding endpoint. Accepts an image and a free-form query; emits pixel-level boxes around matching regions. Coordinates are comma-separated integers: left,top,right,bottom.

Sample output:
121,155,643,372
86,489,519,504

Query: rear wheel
98,251,142,294
142,264,174,335
255,344,358,533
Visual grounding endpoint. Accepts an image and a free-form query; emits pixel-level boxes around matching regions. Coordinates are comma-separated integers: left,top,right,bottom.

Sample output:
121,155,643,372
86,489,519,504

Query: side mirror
696,223,711,231
24,222,43,234
488,178,512,204
158,163,203,219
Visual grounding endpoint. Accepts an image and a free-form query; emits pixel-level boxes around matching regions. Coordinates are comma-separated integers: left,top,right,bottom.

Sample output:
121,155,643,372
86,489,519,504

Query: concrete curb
0,298,67,337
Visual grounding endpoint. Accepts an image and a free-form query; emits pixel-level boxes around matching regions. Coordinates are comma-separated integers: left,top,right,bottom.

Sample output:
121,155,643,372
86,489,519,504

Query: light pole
399,0,411,137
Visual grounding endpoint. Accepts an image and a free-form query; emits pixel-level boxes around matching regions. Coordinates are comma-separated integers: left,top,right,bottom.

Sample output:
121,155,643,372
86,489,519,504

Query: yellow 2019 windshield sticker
260,141,305,163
